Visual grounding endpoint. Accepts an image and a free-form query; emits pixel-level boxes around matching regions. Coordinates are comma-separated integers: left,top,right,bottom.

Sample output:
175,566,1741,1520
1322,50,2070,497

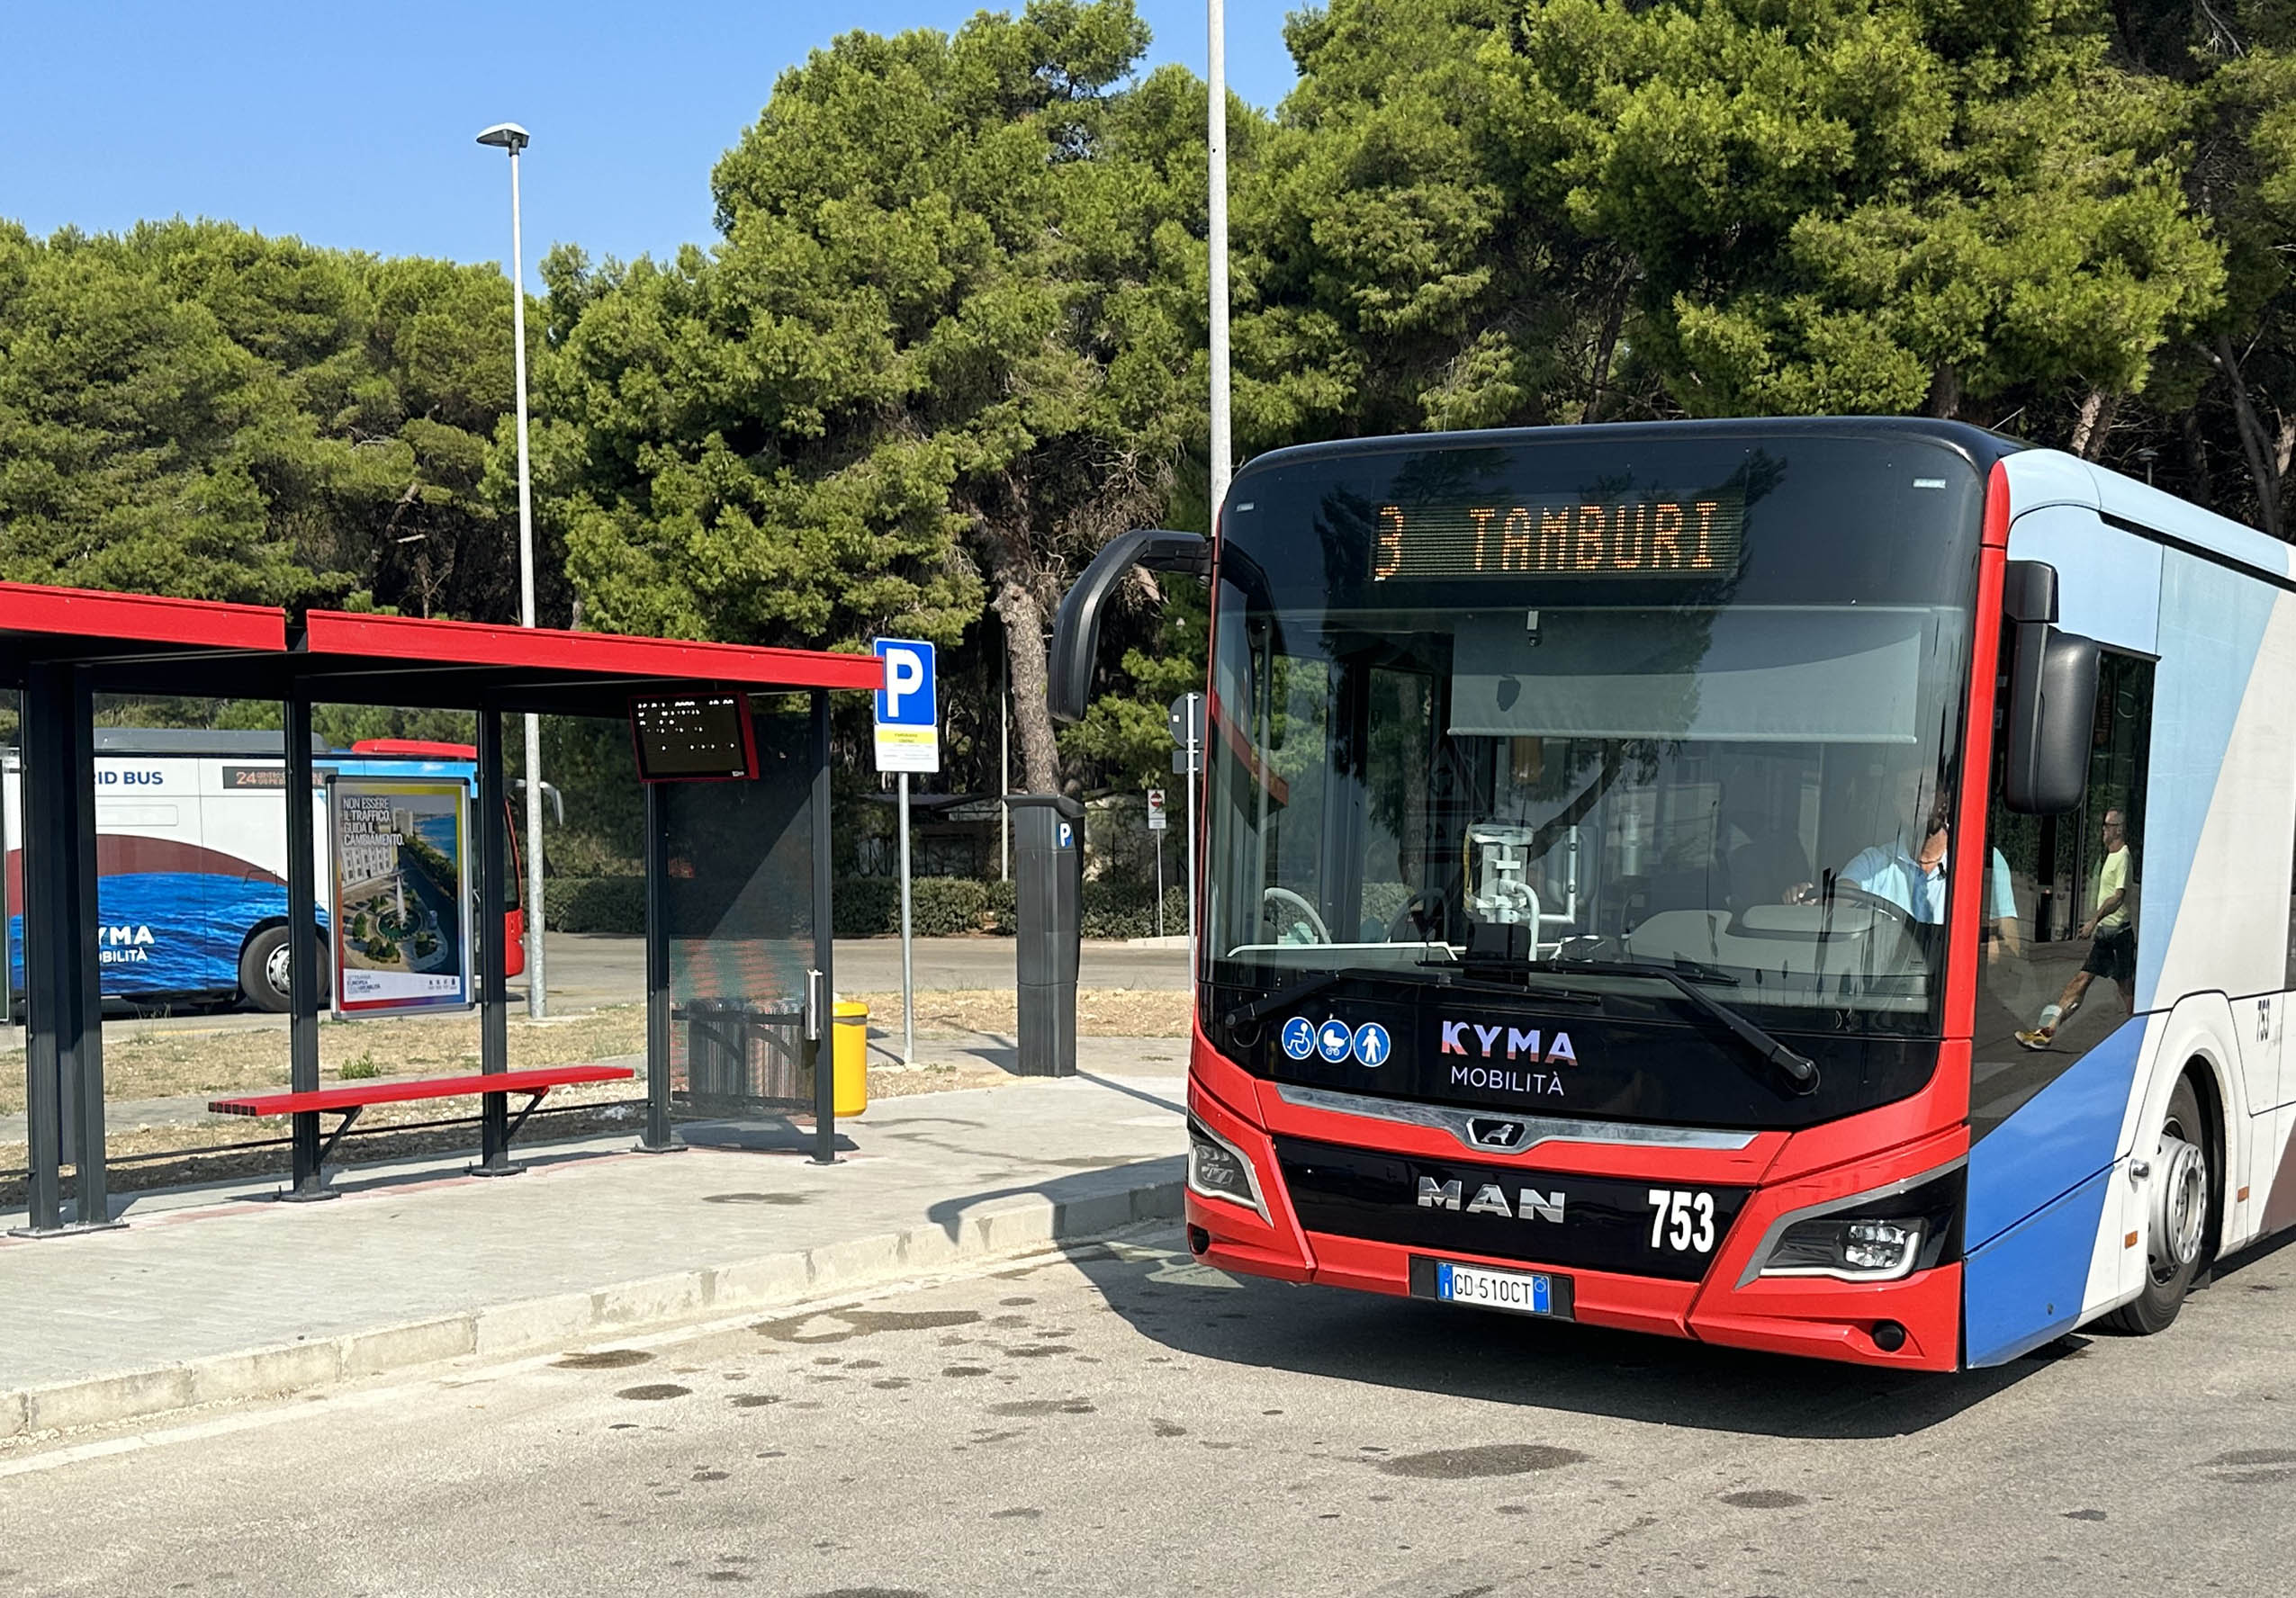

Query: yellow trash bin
833,1000,869,1117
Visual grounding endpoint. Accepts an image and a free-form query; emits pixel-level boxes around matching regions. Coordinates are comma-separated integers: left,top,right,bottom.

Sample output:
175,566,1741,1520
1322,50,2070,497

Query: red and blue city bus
4,731,526,1013
1054,417,2296,1369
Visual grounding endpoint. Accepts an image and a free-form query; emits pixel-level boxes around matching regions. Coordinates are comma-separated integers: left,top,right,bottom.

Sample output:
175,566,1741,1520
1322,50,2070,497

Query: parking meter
1007,795,1083,1076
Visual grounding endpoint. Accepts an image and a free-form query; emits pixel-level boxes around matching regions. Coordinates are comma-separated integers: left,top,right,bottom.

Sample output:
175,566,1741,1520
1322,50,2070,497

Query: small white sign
1147,788,1166,830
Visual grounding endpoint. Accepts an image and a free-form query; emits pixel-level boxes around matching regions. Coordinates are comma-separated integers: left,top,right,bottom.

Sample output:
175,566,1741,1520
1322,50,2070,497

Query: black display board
631,693,758,781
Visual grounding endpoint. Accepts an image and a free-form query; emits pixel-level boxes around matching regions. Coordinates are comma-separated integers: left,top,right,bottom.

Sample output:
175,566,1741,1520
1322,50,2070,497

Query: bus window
1975,650,2152,1135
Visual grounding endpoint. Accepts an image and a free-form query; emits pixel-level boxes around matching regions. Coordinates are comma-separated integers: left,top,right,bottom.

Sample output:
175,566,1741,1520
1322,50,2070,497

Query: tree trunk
1585,272,1631,425
2180,406,2213,510
992,579,1062,795
1923,364,1961,420
2205,334,2284,540
2068,391,2118,461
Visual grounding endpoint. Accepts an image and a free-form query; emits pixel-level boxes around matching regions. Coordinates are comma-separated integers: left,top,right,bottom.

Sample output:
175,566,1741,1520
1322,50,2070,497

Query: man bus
1050,417,2296,1370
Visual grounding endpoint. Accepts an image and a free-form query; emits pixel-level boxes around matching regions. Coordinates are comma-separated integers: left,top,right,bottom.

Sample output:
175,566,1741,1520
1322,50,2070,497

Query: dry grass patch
847,987,1186,1039
0,1006,647,1114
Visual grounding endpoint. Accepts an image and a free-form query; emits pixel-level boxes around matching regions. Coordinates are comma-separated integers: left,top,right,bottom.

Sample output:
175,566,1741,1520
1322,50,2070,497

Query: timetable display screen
631,693,757,781
1370,489,1746,581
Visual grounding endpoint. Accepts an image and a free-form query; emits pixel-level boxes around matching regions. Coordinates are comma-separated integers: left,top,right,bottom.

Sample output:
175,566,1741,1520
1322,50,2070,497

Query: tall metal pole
482,122,548,1022
999,649,1010,882
509,146,547,1021
1203,4,1228,990
1207,0,1232,518
898,770,914,1065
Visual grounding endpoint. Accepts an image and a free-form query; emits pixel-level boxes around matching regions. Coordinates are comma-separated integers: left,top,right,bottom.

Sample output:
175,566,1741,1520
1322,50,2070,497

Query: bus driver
1783,760,2019,953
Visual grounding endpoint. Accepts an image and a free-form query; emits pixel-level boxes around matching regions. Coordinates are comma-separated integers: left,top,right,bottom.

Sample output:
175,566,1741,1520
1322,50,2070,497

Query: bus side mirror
1048,529,1209,724
2001,561,2099,814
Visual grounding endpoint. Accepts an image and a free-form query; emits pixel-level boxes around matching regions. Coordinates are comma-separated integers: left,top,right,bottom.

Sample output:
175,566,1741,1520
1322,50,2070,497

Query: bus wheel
240,927,322,1014
2104,1075,2211,1335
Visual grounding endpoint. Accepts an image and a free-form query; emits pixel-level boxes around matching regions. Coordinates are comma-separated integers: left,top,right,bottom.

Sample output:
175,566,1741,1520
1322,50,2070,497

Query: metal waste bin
1006,794,1083,1076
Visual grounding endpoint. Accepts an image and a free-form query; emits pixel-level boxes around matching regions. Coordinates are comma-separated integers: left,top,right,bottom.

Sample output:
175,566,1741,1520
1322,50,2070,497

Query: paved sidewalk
0,1035,1187,1146
0,1055,1187,1440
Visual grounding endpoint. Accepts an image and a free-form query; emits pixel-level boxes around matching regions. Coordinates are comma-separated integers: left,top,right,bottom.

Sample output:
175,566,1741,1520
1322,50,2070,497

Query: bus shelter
0,582,881,1234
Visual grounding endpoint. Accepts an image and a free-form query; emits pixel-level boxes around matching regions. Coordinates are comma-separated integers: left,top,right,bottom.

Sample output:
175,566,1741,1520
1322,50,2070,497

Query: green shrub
551,877,646,935
833,877,901,938
833,876,995,937
1079,881,1189,940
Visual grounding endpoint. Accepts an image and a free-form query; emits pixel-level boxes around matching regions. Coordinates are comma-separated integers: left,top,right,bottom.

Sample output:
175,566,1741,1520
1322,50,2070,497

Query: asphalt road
77,933,1187,1040
5,1227,2292,1596
524,933,1188,1010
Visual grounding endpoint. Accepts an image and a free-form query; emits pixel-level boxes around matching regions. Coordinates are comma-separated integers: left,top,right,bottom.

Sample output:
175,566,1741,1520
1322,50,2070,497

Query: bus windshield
1204,429,1986,1043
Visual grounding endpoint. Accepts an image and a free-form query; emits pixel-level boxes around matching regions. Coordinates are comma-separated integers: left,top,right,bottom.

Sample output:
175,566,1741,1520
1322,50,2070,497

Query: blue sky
3,2,1300,274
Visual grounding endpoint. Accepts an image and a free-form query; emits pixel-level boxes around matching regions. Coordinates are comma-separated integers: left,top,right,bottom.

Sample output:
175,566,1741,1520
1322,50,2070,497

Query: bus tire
2103,1074,2211,1335
240,926,323,1014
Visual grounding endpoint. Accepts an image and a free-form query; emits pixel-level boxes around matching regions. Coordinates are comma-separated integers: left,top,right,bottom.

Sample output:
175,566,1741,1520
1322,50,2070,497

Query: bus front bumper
1184,1075,1964,1372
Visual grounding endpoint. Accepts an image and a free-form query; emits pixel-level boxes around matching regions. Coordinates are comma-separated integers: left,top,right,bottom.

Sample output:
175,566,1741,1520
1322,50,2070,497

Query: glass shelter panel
663,706,817,1117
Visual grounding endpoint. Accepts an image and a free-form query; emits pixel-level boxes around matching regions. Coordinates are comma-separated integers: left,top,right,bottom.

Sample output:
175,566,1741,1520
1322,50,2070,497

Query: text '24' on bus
1054,417,2296,1370
3,731,527,1015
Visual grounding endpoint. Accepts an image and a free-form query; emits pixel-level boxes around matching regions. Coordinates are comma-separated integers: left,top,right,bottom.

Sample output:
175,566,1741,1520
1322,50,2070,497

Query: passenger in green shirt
2017,810,2135,1050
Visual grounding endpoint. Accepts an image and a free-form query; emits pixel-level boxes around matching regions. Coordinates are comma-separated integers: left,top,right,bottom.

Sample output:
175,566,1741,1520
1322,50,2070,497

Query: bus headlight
1744,1163,1963,1287
1766,1217,1924,1280
1188,1116,1270,1224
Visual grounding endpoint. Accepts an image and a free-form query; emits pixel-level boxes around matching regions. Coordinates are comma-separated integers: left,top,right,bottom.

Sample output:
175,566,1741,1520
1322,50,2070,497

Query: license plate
1435,1261,1553,1315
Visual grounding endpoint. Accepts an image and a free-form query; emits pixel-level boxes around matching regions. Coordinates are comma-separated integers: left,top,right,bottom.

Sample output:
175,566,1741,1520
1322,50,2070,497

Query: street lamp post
477,121,547,1021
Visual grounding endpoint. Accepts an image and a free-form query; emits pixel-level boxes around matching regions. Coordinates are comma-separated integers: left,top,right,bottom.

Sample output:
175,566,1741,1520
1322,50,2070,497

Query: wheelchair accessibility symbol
1351,1022,1391,1068
1279,1016,1317,1061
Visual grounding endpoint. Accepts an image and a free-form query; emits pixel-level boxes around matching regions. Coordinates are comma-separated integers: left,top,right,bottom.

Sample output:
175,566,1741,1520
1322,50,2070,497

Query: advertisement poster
328,777,472,1015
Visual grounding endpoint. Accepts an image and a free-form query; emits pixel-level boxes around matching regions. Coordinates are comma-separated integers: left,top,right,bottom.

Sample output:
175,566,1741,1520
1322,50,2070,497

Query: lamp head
475,122,530,154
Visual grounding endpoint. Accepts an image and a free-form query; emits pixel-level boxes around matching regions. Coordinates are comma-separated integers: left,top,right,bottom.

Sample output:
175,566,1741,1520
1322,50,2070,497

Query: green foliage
551,877,648,935
8,0,2296,825
0,219,531,618
1485,0,2223,417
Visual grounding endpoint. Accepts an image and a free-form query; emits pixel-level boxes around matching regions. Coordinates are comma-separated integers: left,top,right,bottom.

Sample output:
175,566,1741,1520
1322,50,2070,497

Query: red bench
210,1064,636,1187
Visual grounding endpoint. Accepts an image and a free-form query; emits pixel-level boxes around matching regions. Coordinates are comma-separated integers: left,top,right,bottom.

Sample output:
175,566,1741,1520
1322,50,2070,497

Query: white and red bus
4,732,527,1013
1053,417,2296,1369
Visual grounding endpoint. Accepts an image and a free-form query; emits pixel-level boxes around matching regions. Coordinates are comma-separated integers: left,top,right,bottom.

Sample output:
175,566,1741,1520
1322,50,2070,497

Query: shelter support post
281,694,331,1200
637,777,682,1153
809,688,837,1165
473,706,519,1176
11,662,117,1235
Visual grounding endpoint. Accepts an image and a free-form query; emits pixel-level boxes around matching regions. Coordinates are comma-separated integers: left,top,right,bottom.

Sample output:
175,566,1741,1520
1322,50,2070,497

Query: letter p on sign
871,637,941,774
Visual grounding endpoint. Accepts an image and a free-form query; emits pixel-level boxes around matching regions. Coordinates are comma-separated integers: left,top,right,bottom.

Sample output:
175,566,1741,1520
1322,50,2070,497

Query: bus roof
1232,416,2030,481
88,728,329,756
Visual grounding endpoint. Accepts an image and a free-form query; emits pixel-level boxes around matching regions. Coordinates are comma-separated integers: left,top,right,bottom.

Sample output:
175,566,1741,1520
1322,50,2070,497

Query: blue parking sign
871,638,940,774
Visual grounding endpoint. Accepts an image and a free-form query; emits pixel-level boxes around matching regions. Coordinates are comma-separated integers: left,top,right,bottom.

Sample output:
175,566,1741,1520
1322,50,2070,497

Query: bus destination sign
1370,489,1746,581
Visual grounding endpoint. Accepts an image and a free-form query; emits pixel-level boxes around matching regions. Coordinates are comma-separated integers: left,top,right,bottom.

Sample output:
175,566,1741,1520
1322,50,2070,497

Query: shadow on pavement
1045,1229,2071,1441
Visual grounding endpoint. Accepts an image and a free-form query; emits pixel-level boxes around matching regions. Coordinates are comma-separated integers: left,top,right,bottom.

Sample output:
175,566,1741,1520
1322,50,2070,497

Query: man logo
1468,1118,1527,1151
1417,1176,1565,1223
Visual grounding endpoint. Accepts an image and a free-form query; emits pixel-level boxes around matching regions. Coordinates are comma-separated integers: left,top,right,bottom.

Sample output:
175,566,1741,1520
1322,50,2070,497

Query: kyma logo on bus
1281,1016,1391,1069
98,924,158,965
1441,1019,1578,1099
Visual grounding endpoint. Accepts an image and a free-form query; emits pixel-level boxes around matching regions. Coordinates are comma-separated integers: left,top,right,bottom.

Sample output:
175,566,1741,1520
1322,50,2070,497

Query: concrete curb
2,1178,1182,1444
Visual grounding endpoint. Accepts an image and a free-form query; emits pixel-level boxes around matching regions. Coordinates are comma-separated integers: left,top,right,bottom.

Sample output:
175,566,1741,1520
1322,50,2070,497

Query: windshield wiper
1222,962,1600,1031
1537,957,1820,1098
1221,970,1383,1030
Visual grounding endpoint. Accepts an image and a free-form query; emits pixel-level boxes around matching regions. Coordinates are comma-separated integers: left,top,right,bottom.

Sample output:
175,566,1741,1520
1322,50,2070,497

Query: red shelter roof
0,581,882,710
